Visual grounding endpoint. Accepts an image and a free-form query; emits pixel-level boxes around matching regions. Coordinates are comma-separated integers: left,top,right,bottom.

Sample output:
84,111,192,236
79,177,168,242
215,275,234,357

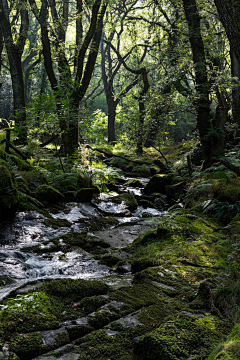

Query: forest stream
0,178,160,300
0,169,238,360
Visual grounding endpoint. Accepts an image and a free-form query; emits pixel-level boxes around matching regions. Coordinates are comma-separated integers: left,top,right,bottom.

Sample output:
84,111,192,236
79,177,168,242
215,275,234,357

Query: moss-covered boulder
87,216,119,231
0,160,19,221
112,193,138,211
35,185,64,204
62,190,76,202
41,278,109,303
125,179,143,188
75,188,95,202
134,314,226,360
165,180,186,199
144,174,175,195
213,178,240,204
7,154,31,171
9,332,44,359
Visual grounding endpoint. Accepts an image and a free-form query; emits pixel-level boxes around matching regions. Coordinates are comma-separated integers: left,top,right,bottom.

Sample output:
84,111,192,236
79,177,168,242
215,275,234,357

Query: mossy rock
112,193,138,211
165,180,186,199
99,254,123,267
7,154,31,171
213,178,240,204
79,295,108,314
75,188,95,202
149,165,160,175
3,312,59,340
0,160,19,220
35,185,64,204
110,283,162,310
75,328,145,359
62,190,76,202
125,179,143,188
87,217,119,231
138,199,155,209
134,314,226,360
22,231,110,255
9,332,43,360
88,310,119,329
17,170,48,193
40,278,109,303
66,324,95,341
144,174,175,195
42,216,71,229
189,279,216,310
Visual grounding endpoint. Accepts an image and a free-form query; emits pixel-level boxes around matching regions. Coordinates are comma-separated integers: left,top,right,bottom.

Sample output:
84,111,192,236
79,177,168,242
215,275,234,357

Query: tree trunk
107,93,117,143
214,0,240,64
0,0,29,144
183,0,213,166
230,48,240,127
136,69,149,154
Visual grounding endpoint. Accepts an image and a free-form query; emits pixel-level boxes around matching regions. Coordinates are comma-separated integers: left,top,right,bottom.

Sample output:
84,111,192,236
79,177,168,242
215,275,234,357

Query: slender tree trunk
230,48,240,128
136,70,149,154
107,93,117,143
183,0,213,166
0,0,29,144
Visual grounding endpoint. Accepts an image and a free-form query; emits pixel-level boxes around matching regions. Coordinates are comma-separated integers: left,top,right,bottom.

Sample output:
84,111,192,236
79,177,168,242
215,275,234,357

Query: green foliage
74,161,121,191
203,199,240,222
0,292,51,320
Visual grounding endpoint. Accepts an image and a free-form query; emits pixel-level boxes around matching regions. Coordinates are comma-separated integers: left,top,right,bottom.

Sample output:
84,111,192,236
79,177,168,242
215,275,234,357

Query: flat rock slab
39,327,69,346
106,311,143,328
93,224,152,248
33,345,79,360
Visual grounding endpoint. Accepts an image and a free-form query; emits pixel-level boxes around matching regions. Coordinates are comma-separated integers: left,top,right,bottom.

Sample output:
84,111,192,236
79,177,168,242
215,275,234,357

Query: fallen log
220,158,240,176
9,143,28,160
40,134,59,148
85,144,166,170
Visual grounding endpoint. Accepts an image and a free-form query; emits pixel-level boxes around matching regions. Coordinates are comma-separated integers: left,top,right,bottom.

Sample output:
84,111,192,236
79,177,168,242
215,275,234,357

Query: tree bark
137,69,150,154
0,0,29,144
183,0,213,166
230,48,240,127
214,0,240,64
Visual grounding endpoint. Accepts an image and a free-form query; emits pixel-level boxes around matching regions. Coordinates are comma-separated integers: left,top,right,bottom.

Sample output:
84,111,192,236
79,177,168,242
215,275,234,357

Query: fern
203,199,240,220
5,157,23,181
185,180,212,201
18,191,44,209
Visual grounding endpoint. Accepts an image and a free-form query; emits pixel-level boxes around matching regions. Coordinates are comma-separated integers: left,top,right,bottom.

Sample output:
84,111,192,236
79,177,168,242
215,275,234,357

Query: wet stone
152,281,177,291
39,327,69,346
106,311,143,328
33,344,79,360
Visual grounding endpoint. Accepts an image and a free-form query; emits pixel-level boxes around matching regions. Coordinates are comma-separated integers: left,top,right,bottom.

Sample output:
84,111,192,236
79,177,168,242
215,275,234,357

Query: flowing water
0,181,164,300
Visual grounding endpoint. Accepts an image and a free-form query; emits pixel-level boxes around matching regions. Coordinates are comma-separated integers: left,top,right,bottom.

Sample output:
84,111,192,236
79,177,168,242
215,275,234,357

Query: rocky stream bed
0,174,239,360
